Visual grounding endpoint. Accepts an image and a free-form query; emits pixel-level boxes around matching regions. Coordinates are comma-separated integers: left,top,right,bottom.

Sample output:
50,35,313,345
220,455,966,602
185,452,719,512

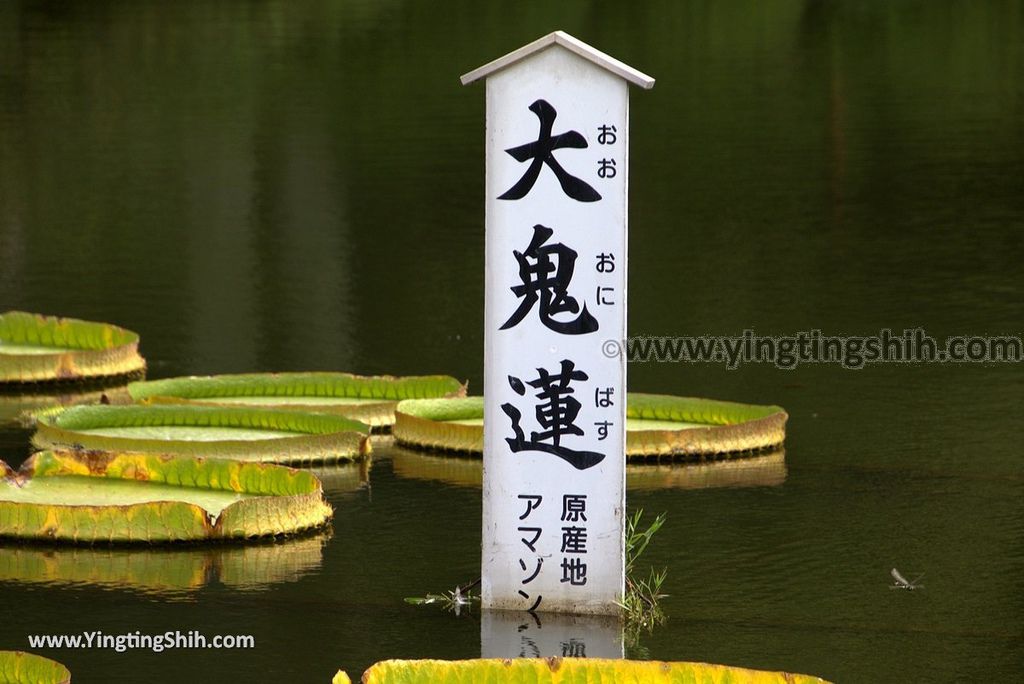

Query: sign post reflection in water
462,31,654,615
481,610,624,659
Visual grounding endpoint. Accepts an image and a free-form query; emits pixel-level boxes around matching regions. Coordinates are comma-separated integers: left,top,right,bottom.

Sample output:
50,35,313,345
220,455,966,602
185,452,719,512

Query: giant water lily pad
0,450,332,543
128,372,466,429
392,397,486,454
32,404,371,465
0,311,146,385
0,531,329,594
393,394,787,459
332,657,830,684
0,384,131,427
626,393,787,457
0,651,70,684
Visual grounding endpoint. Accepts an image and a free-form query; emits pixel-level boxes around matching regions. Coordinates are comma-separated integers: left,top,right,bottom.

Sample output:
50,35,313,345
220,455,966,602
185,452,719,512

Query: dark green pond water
1,1,1022,682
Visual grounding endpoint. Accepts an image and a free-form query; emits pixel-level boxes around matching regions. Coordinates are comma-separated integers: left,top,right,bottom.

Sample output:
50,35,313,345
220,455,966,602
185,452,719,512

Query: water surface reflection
0,531,329,598
390,445,786,492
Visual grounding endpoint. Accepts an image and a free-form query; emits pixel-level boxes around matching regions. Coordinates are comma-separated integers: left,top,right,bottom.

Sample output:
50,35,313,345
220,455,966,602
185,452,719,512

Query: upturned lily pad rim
127,372,467,429
0,383,132,428
128,372,467,402
0,311,146,385
38,404,370,435
32,404,371,465
625,392,788,458
333,656,831,684
0,650,71,684
0,450,333,544
393,394,787,459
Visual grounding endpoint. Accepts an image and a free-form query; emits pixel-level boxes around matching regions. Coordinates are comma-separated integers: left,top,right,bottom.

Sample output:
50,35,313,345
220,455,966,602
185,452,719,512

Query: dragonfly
890,568,924,590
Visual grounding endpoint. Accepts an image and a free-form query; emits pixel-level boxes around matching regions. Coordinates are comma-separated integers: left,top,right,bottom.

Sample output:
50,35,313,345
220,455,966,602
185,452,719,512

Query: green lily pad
392,397,486,454
127,372,466,429
332,657,830,684
0,311,146,385
625,393,787,458
0,384,131,427
393,393,787,460
32,404,371,465
0,531,329,594
0,450,332,543
0,651,70,684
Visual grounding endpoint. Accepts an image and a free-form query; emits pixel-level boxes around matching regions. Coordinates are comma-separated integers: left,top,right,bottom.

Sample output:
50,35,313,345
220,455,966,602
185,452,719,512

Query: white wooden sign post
462,31,654,615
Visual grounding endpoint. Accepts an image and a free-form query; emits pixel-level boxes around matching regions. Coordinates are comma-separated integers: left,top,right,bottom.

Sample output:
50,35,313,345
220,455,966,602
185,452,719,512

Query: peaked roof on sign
460,30,655,89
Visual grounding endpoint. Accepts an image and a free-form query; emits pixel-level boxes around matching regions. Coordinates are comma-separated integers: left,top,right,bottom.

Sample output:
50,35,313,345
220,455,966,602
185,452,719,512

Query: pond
1,1,1021,682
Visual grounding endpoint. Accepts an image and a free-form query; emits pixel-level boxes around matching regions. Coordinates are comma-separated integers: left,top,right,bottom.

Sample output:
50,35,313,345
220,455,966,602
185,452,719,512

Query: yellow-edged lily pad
393,394,787,460
0,450,332,543
128,372,466,429
0,384,131,427
332,657,831,684
32,404,371,465
0,311,145,385
0,651,70,684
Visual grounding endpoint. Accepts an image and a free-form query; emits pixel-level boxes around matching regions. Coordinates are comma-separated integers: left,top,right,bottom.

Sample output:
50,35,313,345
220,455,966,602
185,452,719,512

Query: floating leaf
0,651,70,684
0,311,145,385
0,450,332,543
32,404,371,465
625,393,787,458
403,595,443,605
333,657,831,684
392,397,486,454
393,394,787,459
0,383,131,428
128,372,466,429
